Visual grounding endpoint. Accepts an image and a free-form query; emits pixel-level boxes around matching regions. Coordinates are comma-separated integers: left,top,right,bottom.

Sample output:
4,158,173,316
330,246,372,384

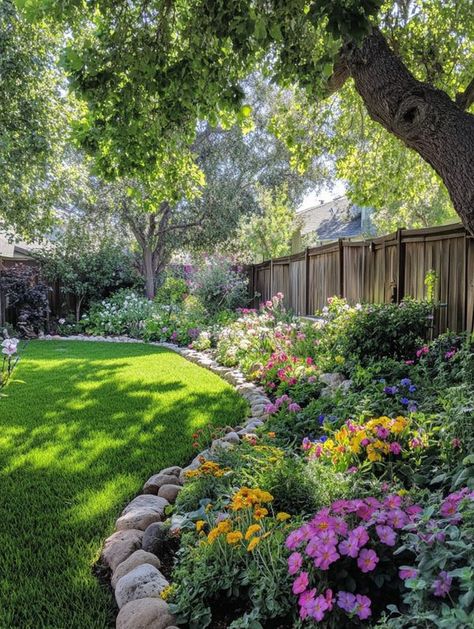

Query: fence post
305,247,310,316
270,259,274,299
396,229,405,303
338,239,344,297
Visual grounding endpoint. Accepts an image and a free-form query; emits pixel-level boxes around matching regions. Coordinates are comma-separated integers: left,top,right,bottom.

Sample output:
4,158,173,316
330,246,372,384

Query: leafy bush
192,257,249,316
316,297,433,367
0,265,49,336
83,289,154,337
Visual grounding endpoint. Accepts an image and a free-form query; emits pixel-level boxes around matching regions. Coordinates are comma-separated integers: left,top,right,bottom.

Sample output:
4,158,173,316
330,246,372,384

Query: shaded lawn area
0,340,247,628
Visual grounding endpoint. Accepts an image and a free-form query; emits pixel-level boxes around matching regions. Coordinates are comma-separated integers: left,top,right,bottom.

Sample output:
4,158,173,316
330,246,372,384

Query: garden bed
54,293,474,628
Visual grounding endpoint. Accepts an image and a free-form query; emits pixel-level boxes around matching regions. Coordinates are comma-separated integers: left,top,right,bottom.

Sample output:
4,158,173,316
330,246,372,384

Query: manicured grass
0,340,247,628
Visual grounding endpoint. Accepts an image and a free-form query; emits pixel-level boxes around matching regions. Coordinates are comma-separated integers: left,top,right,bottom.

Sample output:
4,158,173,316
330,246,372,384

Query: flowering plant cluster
383,488,474,627
285,495,422,624
184,458,231,480
256,351,319,394
303,415,428,471
1,337,20,391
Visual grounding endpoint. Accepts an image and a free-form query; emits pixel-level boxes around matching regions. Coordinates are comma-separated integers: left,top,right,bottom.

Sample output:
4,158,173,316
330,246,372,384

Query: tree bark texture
345,29,474,234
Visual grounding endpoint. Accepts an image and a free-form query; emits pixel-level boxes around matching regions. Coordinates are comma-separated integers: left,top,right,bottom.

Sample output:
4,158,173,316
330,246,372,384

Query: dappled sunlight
0,340,247,628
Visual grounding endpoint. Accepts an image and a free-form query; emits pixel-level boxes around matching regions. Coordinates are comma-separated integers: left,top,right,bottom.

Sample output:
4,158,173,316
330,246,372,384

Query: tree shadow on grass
0,341,248,629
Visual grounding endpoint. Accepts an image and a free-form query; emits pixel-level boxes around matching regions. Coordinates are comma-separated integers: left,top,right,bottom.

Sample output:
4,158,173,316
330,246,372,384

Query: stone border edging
40,334,272,628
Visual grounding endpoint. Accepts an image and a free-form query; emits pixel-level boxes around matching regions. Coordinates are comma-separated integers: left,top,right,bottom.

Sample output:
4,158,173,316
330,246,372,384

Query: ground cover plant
0,340,247,628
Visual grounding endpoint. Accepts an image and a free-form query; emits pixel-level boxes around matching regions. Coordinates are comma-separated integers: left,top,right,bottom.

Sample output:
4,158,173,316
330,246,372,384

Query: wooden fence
249,223,474,334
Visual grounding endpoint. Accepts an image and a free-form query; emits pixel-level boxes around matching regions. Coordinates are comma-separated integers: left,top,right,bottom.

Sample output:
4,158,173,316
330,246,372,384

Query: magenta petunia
313,544,340,570
357,548,379,573
355,594,372,620
432,571,452,598
307,594,328,622
399,566,418,580
336,591,357,613
292,571,309,594
376,524,397,546
288,552,303,575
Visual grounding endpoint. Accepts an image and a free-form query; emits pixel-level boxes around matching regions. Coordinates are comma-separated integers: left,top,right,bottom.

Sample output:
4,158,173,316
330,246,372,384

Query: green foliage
0,265,49,335
192,258,249,316
316,297,433,366
229,185,300,263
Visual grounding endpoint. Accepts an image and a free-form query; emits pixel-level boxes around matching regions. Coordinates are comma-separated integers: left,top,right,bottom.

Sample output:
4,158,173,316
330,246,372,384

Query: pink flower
288,402,301,412
386,508,408,529
308,594,328,621
399,567,418,580
355,594,372,620
376,426,390,439
313,544,340,570
288,552,303,575
376,525,396,546
286,529,305,550
292,571,309,594
390,442,402,455
357,548,379,573
451,437,461,448
384,495,402,509
298,588,316,620
324,588,334,611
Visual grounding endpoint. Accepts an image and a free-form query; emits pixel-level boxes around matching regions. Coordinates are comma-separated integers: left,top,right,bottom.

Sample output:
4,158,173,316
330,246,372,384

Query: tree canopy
21,0,474,232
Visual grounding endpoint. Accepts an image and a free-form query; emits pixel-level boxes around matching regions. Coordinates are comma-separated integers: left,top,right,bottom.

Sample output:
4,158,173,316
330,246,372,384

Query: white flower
58,318,66,325
1,338,18,356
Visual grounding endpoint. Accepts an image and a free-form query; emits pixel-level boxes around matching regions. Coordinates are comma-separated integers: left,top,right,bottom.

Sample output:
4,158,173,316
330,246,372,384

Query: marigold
276,512,291,521
245,524,262,540
247,536,261,551
226,531,243,545
254,507,269,520
195,520,205,532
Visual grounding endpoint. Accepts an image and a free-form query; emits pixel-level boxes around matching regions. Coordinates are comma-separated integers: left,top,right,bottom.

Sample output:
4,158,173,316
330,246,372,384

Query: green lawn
0,340,247,629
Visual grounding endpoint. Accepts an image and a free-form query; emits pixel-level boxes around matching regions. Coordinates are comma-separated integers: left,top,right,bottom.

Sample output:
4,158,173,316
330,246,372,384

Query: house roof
0,232,38,260
297,195,365,240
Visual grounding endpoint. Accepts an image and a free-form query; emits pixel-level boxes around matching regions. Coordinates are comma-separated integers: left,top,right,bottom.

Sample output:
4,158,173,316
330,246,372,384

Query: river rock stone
101,529,144,572
112,550,161,589
116,598,176,629
157,484,182,503
142,522,169,556
116,496,169,531
158,466,181,477
115,564,169,609
143,474,181,494
319,372,345,388
221,431,240,444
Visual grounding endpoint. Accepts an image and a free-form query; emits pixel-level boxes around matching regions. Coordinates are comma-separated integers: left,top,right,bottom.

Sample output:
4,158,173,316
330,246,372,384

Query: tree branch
456,77,474,111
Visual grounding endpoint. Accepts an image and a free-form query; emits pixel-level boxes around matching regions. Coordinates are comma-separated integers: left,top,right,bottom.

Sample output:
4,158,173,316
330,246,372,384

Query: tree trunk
143,247,156,299
75,296,84,323
345,28,474,234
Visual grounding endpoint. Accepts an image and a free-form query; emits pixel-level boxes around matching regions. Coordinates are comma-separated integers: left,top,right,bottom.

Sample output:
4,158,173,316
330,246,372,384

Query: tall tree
28,0,473,232
0,0,75,237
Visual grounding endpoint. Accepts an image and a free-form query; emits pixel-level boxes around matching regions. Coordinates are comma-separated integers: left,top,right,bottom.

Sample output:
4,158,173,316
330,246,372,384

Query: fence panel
250,223,472,334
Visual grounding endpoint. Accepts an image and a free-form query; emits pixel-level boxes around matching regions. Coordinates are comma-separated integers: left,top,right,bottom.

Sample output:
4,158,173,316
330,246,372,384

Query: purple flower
312,544,340,570
357,548,379,573
390,442,402,455
286,529,305,550
337,591,357,613
400,378,411,387
376,525,396,546
408,384,417,393
288,552,303,575
376,426,390,439
318,414,325,425
298,589,316,620
400,397,409,406
432,571,452,598
384,385,399,395
355,594,372,620
308,594,328,621
292,571,309,594
399,567,418,580
288,402,301,412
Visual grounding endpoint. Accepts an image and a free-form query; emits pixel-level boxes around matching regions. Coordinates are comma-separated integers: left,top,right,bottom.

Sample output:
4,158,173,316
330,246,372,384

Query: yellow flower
195,520,205,533
391,416,408,434
247,536,261,552
398,489,408,496
226,531,243,545
217,520,232,533
367,445,382,462
245,524,262,540
207,527,220,543
335,355,345,365
254,507,268,520
160,585,175,601
276,512,291,522
267,432,276,438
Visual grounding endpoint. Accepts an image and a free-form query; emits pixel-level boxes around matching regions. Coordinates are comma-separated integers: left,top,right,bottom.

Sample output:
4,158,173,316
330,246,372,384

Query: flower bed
51,292,474,628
